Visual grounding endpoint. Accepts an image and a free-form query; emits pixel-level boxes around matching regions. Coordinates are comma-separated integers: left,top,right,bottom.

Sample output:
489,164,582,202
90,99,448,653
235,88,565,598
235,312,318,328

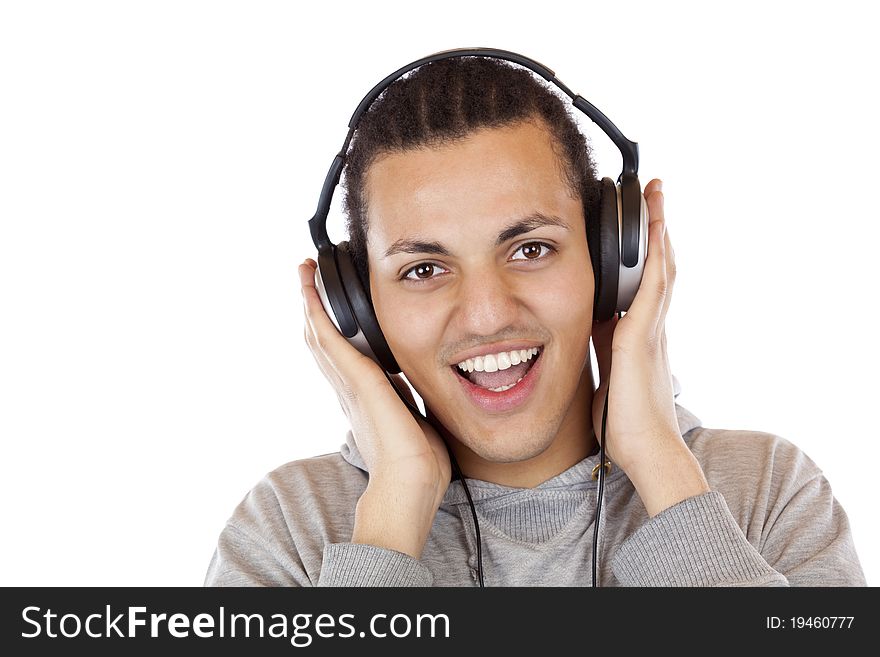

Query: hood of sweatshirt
339,401,703,511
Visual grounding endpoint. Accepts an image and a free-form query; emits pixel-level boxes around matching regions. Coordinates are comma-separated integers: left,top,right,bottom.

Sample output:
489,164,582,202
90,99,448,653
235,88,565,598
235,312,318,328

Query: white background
1,1,877,586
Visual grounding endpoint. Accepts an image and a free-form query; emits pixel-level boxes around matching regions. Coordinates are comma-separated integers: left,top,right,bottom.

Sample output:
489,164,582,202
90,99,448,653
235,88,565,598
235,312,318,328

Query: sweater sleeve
203,460,438,587
757,470,865,586
205,523,309,587
611,456,867,587
611,491,787,586
204,525,435,587
317,544,434,586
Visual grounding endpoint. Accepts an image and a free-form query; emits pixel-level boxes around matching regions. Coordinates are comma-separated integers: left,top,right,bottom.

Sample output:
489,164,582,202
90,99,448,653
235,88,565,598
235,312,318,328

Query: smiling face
366,119,596,485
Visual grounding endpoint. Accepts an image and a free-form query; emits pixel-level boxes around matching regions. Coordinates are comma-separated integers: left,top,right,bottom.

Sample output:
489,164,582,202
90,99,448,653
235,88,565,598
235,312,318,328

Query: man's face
366,120,595,464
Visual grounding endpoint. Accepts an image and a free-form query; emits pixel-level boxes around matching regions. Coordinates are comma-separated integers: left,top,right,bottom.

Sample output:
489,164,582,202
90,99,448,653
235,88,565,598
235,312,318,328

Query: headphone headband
308,47,641,259
347,48,638,174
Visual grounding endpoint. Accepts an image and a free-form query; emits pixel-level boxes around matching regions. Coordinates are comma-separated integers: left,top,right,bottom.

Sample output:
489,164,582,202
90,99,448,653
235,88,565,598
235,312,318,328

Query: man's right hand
298,258,451,558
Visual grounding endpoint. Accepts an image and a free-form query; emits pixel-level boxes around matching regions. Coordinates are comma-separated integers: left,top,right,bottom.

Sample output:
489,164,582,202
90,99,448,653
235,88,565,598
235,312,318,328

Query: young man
205,55,865,586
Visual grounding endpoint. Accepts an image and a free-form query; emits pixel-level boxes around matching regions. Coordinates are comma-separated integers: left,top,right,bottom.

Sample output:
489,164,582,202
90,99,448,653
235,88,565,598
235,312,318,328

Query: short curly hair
342,56,602,293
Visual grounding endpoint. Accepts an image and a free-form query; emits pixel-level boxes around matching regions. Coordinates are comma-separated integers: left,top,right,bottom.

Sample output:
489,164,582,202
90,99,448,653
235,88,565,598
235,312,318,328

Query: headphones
307,47,649,376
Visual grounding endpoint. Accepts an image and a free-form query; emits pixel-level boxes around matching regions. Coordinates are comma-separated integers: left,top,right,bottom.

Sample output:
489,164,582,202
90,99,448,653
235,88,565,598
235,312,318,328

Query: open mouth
452,347,543,393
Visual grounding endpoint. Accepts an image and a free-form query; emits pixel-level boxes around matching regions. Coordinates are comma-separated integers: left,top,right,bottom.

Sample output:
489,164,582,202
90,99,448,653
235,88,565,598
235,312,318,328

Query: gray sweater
204,403,866,586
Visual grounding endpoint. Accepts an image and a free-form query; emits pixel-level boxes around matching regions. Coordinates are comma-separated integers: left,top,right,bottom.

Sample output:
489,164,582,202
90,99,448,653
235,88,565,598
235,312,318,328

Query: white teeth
455,346,539,371
488,377,525,393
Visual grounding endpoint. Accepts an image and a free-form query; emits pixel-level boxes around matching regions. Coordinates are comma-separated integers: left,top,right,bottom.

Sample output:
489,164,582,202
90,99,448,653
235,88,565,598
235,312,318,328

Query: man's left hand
590,179,710,516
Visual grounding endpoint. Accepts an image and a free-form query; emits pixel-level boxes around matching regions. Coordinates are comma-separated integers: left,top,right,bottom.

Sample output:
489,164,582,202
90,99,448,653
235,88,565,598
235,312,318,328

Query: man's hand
299,259,451,557
590,179,710,517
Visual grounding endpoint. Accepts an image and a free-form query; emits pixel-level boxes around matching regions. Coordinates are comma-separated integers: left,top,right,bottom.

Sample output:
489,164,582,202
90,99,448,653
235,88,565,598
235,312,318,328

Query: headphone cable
592,373,610,588
591,309,620,588
448,446,485,587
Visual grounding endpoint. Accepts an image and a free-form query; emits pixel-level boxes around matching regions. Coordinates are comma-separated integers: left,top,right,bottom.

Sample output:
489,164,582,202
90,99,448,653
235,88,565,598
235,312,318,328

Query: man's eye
511,242,555,260
402,262,448,282
401,243,554,282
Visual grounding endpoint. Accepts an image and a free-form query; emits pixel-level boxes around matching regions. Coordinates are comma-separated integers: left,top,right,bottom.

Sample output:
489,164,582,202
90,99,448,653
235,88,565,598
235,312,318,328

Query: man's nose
454,268,521,336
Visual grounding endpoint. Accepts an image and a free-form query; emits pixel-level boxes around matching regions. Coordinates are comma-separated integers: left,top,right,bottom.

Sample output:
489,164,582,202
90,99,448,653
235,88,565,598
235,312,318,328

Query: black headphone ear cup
315,246,358,338
593,177,620,322
334,242,401,374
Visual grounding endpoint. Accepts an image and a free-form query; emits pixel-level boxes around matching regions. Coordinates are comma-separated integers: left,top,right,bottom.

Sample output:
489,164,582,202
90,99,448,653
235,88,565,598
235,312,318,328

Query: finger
660,327,672,387
303,315,340,384
643,178,663,197
299,262,337,365
298,260,366,371
624,186,667,333
660,328,677,400
299,261,360,392
302,293,346,394
658,223,676,325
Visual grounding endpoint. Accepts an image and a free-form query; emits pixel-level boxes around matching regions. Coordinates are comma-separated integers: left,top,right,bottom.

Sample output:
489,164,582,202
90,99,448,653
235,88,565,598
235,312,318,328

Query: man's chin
441,421,555,464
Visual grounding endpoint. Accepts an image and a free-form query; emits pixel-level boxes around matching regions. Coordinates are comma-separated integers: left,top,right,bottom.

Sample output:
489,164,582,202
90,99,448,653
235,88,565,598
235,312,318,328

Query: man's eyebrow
382,213,570,259
494,213,569,247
